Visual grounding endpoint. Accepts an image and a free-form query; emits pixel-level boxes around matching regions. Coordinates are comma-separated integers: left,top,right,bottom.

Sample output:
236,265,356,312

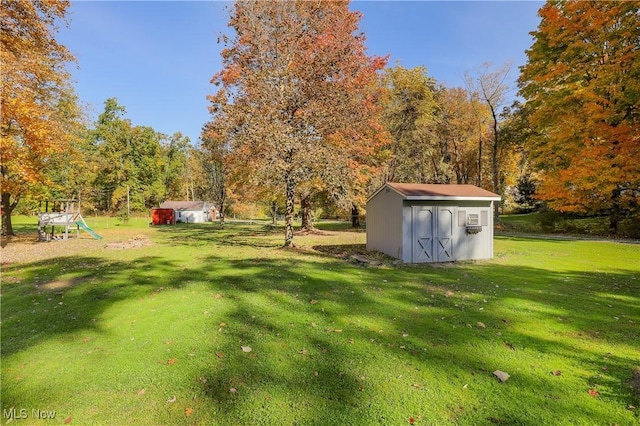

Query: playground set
37,200,102,241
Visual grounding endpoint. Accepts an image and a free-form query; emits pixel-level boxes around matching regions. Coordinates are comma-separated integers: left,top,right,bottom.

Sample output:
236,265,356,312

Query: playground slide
75,221,103,240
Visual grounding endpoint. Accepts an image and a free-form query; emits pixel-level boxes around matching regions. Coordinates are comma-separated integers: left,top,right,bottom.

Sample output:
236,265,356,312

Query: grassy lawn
1,216,639,425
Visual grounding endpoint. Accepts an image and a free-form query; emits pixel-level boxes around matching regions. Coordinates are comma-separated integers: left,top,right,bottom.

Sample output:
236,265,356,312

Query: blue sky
58,1,543,145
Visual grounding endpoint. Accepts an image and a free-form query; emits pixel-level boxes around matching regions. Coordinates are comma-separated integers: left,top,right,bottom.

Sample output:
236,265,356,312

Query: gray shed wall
401,200,495,262
366,187,404,259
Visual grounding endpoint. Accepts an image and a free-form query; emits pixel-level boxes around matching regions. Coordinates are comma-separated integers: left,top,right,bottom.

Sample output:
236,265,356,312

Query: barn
158,201,213,224
366,182,501,263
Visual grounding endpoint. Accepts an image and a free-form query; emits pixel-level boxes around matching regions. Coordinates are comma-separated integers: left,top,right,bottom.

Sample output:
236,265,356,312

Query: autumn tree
465,62,512,217
199,125,229,227
41,93,92,207
497,101,540,212
1,0,78,235
206,1,386,246
519,1,640,232
432,86,492,186
380,65,441,183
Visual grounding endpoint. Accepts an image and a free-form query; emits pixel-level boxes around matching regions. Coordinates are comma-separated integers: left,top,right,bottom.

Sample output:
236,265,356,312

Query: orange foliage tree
1,0,78,235
519,1,640,231
205,1,387,246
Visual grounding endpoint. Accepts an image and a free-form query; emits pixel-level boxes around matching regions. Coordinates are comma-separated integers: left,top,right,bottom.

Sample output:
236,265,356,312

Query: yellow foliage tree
1,0,77,235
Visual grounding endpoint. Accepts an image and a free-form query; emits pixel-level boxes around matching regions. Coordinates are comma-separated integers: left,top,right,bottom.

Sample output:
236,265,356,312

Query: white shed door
412,206,434,263
436,207,454,261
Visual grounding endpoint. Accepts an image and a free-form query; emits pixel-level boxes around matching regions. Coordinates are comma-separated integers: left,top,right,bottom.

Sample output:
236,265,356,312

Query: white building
366,182,501,263
159,201,213,224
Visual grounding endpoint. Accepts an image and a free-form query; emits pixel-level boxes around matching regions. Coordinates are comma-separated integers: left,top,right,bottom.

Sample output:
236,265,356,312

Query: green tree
162,132,191,201
90,98,166,215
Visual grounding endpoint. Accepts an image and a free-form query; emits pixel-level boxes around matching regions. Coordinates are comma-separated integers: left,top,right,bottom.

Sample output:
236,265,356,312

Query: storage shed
366,182,501,263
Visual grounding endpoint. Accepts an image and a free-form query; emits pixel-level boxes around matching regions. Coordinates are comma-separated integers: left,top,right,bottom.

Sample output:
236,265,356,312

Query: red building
151,208,176,225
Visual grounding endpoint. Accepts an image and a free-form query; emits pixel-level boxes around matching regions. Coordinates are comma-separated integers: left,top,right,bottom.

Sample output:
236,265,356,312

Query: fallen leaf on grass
588,389,600,397
230,388,237,393
241,346,252,353
185,407,193,417
167,358,177,365
628,405,636,410
137,388,146,396
412,383,422,389
299,348,308,355
310,299,318,305
493,370,510,383
476,322,486,329
215,352,224,358
214,293,223,299
409,418,415,424
552,370,562,376
64,416,72,424
167,395,177,403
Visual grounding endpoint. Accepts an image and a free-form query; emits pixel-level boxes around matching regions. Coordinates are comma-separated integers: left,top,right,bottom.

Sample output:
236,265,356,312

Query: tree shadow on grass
190,254,639,424
0,255,207,357
1,231,639,424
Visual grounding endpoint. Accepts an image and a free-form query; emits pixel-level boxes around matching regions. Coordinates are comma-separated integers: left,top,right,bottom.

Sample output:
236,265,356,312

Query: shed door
412,206,434,263
436,207,454,261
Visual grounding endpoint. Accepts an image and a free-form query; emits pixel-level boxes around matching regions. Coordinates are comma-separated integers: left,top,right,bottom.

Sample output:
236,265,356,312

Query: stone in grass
493,370,510,383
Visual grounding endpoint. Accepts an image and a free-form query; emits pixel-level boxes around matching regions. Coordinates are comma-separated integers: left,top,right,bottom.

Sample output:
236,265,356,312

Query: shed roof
370,182,501,201
159,201,210,211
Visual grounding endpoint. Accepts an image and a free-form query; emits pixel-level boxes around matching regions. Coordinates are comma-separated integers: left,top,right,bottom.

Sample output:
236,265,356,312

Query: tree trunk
477,133,483,187
351,204,360,228
609,186,621,235
271,200,278,225
218,200,225,229
490,105,500,220
284,174,295,247
300,194,314,231
218,185,226,229
1,192,17,236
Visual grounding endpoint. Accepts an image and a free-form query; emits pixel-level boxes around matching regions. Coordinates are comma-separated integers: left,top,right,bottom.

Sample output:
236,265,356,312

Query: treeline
21,98,213,219
2,1,638,241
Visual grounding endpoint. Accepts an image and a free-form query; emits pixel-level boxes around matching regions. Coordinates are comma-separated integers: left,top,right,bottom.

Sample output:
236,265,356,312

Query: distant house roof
159,201,210,211
370,182,501,201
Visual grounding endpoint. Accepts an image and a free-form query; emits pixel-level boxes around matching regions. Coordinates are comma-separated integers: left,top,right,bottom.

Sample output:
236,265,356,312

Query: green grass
499,212,640,239
1,217,639,425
